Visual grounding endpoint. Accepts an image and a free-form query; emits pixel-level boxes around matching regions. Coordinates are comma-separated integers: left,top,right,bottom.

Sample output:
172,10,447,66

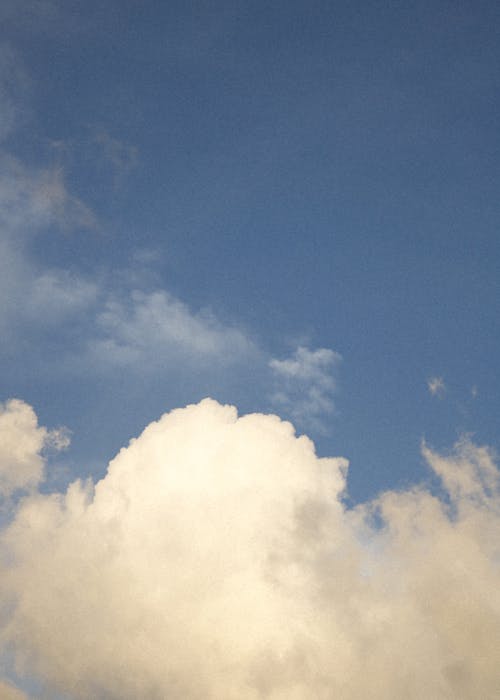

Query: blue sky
1,0,500,502
1,2,500,698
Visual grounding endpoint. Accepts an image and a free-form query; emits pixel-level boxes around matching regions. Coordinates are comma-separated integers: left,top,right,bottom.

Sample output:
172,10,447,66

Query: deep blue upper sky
1,0,499,503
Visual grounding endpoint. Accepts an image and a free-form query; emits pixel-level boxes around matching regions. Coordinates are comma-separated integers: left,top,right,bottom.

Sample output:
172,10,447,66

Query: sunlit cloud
0,398,69,500
1,398,498,699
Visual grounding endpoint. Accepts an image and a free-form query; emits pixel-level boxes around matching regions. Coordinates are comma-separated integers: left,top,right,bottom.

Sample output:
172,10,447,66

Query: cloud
0,77,260,386
0,399,69,499
0,156,96,235
0,679,29,700
427,375,446,397
89,289,257,370
1,398,498,699
0,53,337,434
28,271,99,322
0,153,97,340
0,150,252,373
91,127,139,186
269,346,341,430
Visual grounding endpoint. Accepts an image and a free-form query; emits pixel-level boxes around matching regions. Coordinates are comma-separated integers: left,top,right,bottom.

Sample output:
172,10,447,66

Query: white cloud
1,398,498,699
427,375,446,397
0,54,336,433
0,157,98,340
28,271,99,321
0,399,69,499
0,103,258,381
269,346,341,430
89,289,257,369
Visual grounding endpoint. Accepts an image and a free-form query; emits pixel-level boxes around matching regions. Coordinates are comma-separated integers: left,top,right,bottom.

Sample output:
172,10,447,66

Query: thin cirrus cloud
0,51,339,426
0,398,499,699
89,289,258,370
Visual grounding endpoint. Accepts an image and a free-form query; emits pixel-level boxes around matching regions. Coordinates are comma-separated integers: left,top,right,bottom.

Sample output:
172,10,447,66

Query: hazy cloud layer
0,679,29,700
0,399,498,699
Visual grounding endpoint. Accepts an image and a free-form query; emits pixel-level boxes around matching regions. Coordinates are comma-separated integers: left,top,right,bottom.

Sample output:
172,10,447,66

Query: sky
0,1,499,698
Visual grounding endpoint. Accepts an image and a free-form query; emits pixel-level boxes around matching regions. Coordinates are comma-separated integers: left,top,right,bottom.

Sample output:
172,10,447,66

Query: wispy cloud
0,138,337,432
0,54,338,438
89,289,257,369
0,154,97,339
269,345,341,430
427,375,446,398
91,127,138,186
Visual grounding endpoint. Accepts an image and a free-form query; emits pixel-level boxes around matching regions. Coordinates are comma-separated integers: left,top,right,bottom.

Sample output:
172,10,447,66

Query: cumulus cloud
1,398,498,699
428,375,446,397
0,399,69,499
269,346,341,430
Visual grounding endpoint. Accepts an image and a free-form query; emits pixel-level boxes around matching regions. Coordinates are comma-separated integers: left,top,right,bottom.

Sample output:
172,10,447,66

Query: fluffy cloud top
0,399,69,499
1,399,499,699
